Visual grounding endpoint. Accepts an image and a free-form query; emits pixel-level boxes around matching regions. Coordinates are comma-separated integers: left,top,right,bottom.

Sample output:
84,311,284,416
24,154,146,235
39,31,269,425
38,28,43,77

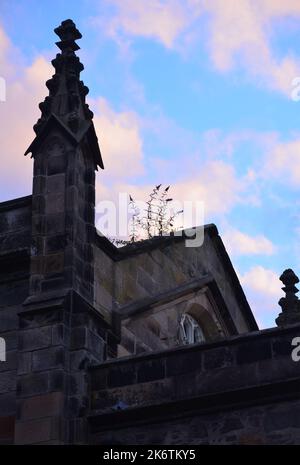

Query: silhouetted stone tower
25,18,103,302
15,20,115,444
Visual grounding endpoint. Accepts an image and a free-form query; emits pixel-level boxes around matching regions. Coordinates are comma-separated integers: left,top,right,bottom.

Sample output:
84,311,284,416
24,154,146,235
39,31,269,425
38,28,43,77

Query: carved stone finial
276,268,300,326
54,19,82,53
31,19,87,136
25,19,103,170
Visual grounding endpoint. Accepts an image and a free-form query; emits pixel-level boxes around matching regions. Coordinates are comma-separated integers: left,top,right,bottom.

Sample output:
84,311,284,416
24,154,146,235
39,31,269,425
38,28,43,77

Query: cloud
92,97,144,180
240,265,281,296
1,21,246,222
0,24,145,201
171,160,242,217
264,138,300,186
97,0,300,96
222,228,276,256
96,159,246,233
96,0,193,49
93,116,270,231
0,25,52,201
239,265,283,328
203,0,300,96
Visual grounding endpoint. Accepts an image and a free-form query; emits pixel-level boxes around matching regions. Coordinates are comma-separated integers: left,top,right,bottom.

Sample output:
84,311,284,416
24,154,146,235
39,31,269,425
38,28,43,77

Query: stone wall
0,196,31,444
119,284,225,356
0,199,259,444
94,226,257,358
89,323,300,445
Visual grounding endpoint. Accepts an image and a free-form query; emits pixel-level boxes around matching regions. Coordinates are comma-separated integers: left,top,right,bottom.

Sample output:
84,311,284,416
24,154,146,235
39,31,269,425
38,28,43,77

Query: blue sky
1,0,300,328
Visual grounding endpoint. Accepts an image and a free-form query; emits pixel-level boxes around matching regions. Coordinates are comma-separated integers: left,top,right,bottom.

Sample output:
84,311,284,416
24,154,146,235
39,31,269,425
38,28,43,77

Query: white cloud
92,97,144,179
223,228,276,256
97,159,245,229
0,23,145,201
264,138,300,186
96,0,300,96
171,160,242,217
98,0,193,49
0,25,52,200
203,0,300,96
240,265,281,296
239,265,283,329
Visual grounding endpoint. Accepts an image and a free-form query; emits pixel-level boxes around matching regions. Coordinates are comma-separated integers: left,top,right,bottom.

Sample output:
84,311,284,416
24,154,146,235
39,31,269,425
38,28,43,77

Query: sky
1,0,300,329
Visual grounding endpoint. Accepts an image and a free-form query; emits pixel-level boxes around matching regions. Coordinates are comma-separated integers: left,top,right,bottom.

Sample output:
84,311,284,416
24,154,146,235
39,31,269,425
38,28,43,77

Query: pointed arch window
179,313,205,345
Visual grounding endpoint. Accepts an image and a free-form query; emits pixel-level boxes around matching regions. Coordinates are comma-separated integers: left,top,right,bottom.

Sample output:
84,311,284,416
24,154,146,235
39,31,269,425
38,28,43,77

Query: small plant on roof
111,184,183,246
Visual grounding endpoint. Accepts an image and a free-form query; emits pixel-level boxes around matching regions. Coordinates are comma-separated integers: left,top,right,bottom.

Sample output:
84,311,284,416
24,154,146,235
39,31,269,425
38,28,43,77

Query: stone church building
1,20,300,445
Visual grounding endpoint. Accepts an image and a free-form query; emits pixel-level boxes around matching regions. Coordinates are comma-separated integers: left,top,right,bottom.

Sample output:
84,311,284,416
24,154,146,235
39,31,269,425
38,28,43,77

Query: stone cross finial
276,268,300,326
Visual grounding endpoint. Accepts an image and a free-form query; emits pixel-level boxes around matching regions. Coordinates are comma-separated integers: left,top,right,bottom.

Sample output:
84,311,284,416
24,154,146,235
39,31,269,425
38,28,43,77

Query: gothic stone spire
25,19,104,169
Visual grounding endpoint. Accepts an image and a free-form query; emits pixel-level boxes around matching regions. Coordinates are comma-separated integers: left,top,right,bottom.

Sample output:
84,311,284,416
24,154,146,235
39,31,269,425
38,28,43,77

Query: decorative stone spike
24,19,103,169
54,19,82,51
276,269,300,326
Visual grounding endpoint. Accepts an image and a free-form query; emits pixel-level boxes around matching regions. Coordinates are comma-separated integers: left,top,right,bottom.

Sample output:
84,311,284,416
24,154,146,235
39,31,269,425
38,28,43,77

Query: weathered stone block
32,196,45,215
19,326,52,351
17,372,49,397
49,369,67,391
44,252,65,275
52,323,69,346
236,340,272,364
30,256,44,275
166,351,201,376
45,193,65,215
70,350,92,371
90,368,108,391
15,417,52,444
137,359,165,383
47,156,66,176
272,336,294,358
203,346,234,371
107,365,136,388
46,174,65,194
46,213,65,235
0,307,18,332
17,352,32,375
19,309,63,330
32,346,65,372
137,268,155,293
32,215,45,235
0,371,15,394
41,276,65,292
0,281,28,307
0,392,15,416
0,416,15,442
32,176,46,195
19,392,63,421
45,234,66,253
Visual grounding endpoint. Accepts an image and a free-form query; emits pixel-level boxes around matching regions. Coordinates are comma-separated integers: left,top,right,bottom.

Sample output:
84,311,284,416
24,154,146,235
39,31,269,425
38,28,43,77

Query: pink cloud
97,0,300,96
92,97,145,180
222,227,276,256
95,159,246,233
0,26,52,200
239,265,283,328
202,0,300,95
97,0,193,49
